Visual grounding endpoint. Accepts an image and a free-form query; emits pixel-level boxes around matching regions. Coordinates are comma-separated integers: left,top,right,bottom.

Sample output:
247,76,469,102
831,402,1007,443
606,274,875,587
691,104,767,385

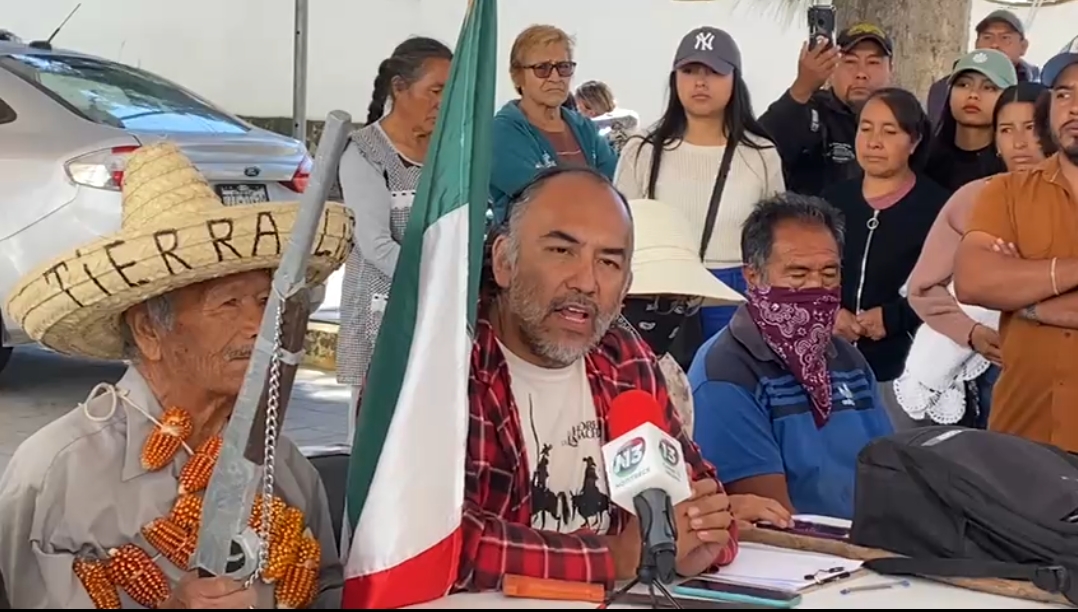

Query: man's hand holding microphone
601,391,734,581
607,478,733,580
675,478,734,577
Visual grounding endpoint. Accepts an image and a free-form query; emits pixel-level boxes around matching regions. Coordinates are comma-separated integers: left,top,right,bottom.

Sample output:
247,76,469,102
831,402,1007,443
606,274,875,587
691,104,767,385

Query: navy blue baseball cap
1042,52,1078,87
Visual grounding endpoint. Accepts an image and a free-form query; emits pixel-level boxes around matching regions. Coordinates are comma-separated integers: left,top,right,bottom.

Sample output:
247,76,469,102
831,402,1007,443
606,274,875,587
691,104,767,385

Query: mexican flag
340,0,497,608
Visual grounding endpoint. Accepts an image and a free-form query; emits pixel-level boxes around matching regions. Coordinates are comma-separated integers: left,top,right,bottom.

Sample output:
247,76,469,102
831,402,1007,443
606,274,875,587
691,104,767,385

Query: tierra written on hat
35,209,351,311
4,142,354,360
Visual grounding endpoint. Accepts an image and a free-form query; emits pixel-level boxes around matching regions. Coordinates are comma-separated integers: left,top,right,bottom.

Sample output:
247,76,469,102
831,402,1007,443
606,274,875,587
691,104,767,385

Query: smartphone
807,5,836,50
614,591,771,609
672,579,802,608
760,519,851,541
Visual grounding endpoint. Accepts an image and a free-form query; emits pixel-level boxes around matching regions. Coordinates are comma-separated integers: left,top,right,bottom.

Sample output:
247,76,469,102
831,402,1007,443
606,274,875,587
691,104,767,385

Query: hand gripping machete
193,111,353,582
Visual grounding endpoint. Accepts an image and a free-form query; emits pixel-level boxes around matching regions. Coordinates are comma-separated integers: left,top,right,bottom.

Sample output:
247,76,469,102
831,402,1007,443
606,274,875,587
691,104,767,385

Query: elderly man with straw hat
620,198,794,530
0,144,352,609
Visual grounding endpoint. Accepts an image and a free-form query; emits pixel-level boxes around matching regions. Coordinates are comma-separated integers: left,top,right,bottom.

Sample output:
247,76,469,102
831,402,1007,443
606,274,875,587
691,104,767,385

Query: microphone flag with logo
603,390,692,514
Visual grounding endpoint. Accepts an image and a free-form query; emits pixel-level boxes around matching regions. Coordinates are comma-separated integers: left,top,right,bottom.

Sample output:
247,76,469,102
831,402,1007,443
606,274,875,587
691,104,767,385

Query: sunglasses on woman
519,61,577,79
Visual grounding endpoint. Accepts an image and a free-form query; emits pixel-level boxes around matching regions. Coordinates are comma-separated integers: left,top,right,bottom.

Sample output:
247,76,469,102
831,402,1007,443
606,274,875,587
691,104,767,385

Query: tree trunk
834,0,972,101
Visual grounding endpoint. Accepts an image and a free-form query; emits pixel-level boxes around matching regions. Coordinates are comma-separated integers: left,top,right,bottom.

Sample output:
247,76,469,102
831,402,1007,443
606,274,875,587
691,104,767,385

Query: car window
0,96,13,124
0,53,248,134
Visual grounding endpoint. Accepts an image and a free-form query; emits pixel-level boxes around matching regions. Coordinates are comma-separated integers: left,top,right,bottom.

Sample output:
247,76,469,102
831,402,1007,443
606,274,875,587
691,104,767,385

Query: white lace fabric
894,296,999,425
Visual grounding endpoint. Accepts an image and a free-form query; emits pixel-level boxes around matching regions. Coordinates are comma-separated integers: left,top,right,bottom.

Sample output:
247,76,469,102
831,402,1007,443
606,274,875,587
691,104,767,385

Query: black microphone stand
600,489,682,609
599,546,683,609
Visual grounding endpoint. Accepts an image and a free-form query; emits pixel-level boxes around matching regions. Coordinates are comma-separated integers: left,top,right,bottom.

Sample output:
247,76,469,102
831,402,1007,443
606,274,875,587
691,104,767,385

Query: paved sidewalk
0,346,350,476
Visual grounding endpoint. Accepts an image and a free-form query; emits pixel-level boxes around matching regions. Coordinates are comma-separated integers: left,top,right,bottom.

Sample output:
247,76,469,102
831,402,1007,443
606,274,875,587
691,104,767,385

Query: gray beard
506,278,617,368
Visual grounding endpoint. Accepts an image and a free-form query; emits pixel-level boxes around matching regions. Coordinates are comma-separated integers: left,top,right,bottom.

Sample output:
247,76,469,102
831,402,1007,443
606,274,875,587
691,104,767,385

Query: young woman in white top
615,26,785,343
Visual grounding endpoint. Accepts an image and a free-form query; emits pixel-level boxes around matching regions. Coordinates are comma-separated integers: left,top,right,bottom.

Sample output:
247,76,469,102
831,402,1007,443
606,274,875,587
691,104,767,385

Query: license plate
216,184,269,205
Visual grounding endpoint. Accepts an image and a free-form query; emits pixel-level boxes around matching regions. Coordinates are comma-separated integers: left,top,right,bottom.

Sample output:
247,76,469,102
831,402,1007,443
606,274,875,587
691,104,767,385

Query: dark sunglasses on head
520,61,577,79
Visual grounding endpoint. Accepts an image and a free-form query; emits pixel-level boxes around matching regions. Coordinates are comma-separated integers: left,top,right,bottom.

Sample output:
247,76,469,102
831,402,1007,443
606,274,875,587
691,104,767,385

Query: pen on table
840,579,911,595
804,566,844,581
813,571,852,586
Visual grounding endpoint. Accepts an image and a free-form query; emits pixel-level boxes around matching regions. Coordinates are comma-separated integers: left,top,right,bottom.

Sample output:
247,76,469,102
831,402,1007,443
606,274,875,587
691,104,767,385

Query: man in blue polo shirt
689,193,893,520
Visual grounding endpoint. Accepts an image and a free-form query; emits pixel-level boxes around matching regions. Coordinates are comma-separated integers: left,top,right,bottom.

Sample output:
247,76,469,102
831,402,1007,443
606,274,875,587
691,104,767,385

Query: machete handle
197,533,257,580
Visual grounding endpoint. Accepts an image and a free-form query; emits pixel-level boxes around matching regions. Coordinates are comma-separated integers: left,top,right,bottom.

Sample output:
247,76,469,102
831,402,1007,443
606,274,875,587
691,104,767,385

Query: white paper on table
701,543,862,591
794,514,853,529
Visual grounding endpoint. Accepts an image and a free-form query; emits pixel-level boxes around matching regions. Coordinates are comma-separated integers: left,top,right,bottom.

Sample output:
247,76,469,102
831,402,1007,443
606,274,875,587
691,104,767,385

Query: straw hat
626,199,744,306
4,142,354,360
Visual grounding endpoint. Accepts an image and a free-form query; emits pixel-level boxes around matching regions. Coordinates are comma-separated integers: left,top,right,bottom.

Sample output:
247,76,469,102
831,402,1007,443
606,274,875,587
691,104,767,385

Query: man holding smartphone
760,22,895,196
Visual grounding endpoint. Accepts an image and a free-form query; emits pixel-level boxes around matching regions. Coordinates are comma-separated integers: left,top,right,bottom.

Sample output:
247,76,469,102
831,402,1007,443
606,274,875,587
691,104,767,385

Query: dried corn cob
142,517,196,570
274,564,318,609
177,435,222,495
141,407,193,471
274,530,320,607
262,507,310,583
194,434,223,456
262,531,300,584
170,493,203,532
107,544,171,608
73,557,122,609
295,528,320,569
249,494,287,530
274,506,304,541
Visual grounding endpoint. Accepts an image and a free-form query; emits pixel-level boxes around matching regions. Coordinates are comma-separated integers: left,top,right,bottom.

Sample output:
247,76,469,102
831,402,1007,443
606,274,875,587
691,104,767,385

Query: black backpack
850,426,1078,604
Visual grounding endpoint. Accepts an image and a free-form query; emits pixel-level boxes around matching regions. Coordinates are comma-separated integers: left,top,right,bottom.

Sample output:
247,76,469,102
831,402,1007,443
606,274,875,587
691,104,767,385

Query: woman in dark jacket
924,49,1016,193
821,88,949,430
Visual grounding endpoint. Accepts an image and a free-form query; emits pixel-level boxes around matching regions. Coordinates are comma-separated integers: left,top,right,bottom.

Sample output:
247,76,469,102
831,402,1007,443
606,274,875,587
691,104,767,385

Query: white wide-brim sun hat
626,198,744,306
4,142,354,360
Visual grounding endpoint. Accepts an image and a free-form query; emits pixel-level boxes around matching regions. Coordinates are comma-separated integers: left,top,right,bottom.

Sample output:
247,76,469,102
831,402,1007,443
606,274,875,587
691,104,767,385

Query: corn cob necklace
73,390,320,609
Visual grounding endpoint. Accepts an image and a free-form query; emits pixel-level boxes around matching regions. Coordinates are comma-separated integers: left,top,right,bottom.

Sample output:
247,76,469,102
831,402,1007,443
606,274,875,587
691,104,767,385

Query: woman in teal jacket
490,25,618,225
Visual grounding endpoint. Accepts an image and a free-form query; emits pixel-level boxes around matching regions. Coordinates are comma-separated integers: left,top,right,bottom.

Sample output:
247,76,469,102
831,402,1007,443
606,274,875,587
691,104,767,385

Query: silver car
0,41,320,373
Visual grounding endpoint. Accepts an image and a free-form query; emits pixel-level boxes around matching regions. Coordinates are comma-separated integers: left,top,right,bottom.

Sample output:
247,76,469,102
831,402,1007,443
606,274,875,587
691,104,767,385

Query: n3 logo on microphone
612,437,647,476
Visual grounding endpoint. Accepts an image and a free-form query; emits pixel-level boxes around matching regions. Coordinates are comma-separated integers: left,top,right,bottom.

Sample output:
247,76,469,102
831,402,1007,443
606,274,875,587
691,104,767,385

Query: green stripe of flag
345,0,497,530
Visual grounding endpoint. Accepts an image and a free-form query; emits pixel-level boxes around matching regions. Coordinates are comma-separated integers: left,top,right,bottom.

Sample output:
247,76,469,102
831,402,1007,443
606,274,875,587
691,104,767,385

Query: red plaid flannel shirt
455,304,739,592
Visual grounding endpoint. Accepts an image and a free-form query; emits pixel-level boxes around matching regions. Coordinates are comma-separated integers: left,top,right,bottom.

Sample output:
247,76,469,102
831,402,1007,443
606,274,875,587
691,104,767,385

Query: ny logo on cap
695,32,714,51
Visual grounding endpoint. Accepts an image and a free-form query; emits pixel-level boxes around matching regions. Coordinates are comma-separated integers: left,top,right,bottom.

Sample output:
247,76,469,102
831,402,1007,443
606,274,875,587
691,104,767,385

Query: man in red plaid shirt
456,167,739,593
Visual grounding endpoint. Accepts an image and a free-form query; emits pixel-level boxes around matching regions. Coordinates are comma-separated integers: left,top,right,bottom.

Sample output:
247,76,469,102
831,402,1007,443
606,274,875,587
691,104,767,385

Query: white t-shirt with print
498,340,612,535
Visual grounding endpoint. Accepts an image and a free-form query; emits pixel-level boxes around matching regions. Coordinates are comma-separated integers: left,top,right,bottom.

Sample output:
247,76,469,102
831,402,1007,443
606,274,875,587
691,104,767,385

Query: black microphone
633,488,679,584
603,390,693,585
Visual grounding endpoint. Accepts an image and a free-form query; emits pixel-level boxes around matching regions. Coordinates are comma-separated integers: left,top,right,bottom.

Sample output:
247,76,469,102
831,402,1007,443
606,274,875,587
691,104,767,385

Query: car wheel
0,346,11,375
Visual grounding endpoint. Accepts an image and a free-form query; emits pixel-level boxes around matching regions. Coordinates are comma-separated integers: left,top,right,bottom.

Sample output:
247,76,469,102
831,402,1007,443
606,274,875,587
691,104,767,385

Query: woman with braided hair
336,37,452,440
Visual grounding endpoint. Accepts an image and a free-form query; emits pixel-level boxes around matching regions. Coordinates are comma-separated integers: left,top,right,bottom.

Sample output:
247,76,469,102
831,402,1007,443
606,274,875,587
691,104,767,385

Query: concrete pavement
0,345,351,476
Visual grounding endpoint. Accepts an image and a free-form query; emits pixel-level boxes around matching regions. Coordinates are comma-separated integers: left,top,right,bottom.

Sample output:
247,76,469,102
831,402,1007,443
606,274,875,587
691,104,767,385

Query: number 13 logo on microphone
658,438,680,469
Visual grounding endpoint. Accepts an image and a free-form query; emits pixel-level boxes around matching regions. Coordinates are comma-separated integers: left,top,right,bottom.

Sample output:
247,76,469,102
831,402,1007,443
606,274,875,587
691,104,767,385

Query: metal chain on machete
246,298,285,588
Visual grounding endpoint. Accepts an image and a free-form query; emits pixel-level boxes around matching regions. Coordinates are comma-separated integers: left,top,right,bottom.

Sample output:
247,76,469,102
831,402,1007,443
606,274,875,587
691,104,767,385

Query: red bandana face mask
744,285,841,427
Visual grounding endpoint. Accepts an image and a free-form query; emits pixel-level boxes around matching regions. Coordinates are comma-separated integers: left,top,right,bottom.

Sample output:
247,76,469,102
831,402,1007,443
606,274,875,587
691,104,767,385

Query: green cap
949,49,1018,88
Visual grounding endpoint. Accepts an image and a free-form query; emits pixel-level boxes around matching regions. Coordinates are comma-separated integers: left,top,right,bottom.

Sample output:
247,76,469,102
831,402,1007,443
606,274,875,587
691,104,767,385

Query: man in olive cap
927,9,1040,128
